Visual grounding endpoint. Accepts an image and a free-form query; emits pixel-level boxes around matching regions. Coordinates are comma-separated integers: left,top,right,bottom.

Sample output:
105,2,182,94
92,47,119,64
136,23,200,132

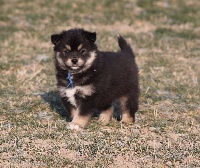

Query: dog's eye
79,48,86,54
63,50,70,54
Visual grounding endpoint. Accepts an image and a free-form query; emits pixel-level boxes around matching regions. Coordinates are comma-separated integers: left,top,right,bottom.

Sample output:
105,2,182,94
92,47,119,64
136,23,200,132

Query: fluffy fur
51,28,139,130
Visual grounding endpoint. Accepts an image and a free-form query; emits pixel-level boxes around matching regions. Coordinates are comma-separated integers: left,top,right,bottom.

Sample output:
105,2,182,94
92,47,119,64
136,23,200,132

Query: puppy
51,28,139,130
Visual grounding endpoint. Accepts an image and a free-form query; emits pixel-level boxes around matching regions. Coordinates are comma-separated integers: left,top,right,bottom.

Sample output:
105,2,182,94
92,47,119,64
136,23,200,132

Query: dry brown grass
0,0,200,167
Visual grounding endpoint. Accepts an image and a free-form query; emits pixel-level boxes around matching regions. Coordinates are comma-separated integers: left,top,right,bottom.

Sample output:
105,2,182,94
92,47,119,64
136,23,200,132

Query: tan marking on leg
119,96,134,123
71,108,78,118
121,113,134,123
68,108,92,130
98,106,113,125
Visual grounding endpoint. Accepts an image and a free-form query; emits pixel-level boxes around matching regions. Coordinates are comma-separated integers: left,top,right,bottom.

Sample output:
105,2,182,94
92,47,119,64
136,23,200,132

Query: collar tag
67,72,74,88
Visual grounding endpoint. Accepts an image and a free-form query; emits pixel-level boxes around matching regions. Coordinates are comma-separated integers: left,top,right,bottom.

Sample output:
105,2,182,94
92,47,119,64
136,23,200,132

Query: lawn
0,0,200,167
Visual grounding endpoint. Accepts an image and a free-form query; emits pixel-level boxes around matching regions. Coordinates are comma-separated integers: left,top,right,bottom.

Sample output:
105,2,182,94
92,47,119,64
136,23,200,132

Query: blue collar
67,72,74,88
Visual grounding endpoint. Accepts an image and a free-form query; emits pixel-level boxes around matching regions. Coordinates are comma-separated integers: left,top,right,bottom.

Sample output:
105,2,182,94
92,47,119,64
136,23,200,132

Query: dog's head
51,29,97,73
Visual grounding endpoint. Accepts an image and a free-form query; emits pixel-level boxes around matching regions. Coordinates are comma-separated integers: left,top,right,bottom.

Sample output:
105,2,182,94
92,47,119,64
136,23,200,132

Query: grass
0,0,200,167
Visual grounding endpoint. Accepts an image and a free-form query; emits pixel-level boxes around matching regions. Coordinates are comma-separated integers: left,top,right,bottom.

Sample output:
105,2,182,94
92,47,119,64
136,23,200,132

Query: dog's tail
117,34,134,56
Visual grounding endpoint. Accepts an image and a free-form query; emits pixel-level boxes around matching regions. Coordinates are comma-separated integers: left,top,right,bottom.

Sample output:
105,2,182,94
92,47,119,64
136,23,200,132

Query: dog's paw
120,117,135,124
67,122,83,131
121,113,135,124
98,115,111,125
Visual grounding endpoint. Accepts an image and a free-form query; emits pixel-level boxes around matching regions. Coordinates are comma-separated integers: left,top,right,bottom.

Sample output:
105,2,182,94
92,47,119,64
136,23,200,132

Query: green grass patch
155,28,199,39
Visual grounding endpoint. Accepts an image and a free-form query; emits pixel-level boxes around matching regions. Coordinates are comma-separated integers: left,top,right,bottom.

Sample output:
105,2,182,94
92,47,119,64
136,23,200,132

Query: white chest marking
60,84,95,107
65,88,77,107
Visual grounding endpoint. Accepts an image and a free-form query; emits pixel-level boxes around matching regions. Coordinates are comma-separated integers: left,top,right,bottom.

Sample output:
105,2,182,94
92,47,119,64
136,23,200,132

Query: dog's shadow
41,91,121,122
41,91,71,122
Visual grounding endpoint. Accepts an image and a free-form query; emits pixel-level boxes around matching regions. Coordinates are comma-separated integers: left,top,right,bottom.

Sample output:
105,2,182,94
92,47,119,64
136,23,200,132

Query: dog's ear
51,34,61,45
84,31,96,43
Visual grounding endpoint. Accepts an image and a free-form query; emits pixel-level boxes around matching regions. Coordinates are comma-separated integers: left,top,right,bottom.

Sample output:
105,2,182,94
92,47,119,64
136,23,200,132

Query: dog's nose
71,58,78,64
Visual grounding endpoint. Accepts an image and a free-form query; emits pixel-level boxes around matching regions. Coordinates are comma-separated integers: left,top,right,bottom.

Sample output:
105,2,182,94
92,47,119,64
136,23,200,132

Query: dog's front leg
61,97,75,118
61,97,90,131
68,103,93,131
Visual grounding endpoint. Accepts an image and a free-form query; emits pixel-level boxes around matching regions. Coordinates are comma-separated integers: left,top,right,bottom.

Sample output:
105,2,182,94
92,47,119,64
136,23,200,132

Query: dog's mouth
70,65,83,70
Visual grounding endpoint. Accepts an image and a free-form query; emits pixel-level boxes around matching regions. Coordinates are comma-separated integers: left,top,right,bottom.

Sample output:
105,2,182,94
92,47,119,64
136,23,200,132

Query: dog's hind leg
98,105,114,125
119,95,138,123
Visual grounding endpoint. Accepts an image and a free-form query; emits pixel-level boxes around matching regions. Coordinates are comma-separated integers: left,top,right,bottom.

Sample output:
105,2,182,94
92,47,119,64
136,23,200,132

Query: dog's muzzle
71,58,78,65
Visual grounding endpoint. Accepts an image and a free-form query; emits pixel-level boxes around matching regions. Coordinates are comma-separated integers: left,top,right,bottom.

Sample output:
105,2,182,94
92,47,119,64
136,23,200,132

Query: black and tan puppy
51,28,139,130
